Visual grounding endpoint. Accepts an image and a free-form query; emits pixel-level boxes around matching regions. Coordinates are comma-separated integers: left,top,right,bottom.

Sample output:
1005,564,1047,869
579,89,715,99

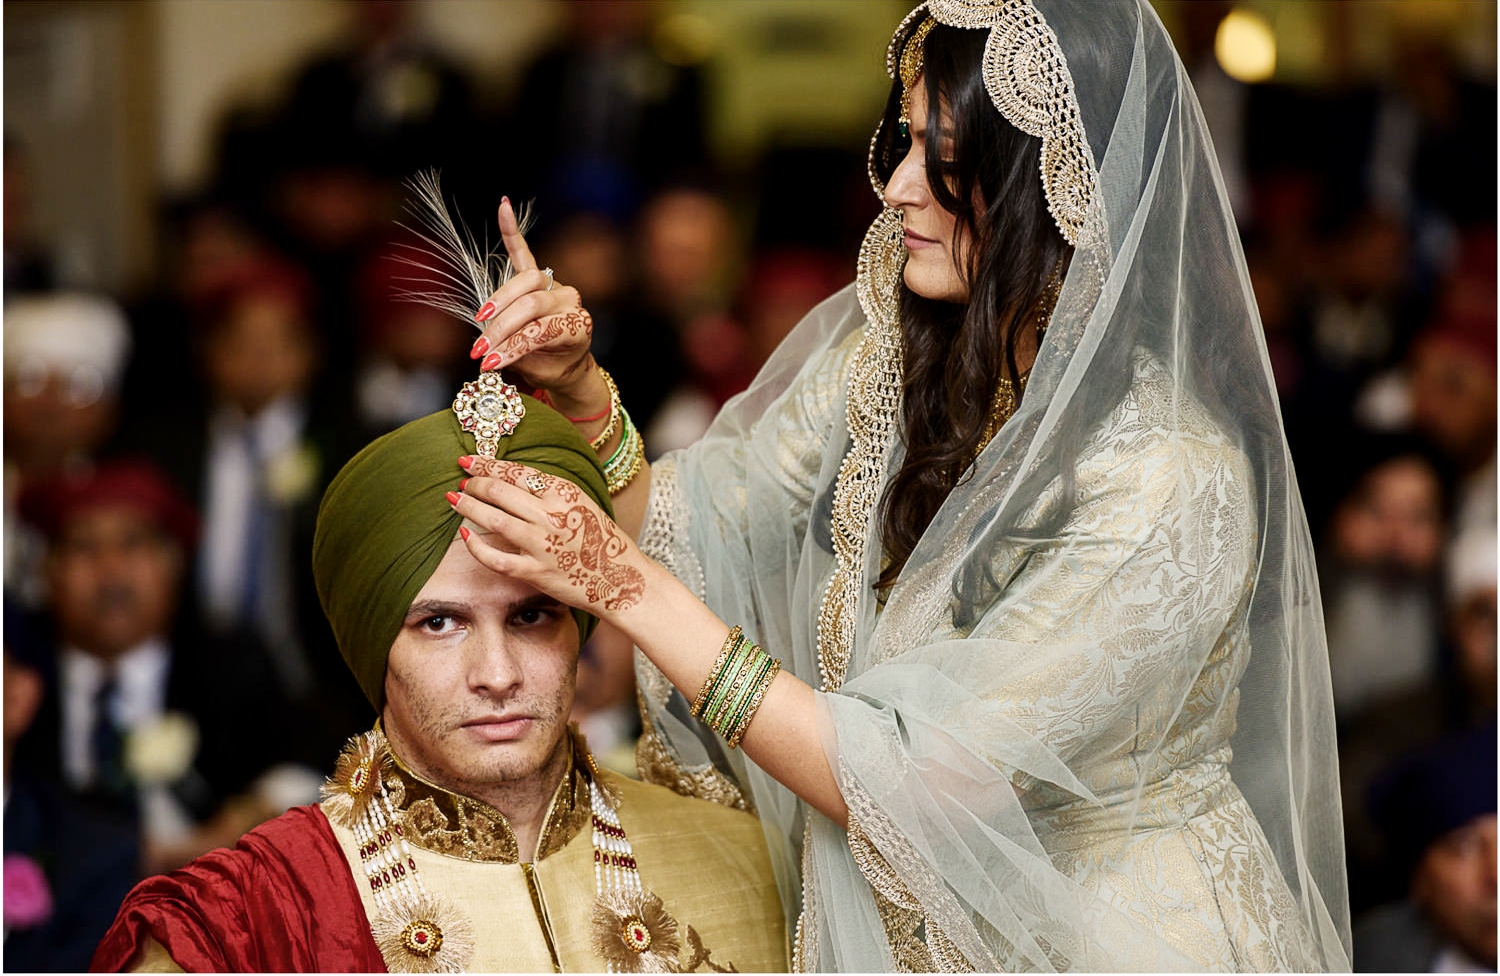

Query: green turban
313,396,612,709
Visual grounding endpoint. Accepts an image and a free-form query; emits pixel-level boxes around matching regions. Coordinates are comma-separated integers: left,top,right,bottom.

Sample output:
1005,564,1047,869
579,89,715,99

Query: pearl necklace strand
353,779,428,912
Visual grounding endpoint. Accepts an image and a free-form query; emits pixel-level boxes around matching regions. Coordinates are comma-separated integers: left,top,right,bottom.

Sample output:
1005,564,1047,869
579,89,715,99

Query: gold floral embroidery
380,731,590,863
843,778,997,972
681,924,738,974
815,206,905,694
801,201,911,973
847,814,977,973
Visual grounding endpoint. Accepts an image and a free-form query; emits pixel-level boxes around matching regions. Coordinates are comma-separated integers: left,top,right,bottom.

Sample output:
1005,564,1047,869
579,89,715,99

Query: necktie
89,673,134,805
240,424,269,624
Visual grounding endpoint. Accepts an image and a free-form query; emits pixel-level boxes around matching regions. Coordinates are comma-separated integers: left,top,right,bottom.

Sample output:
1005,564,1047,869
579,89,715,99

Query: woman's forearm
545,357,652,539
613,560,848,827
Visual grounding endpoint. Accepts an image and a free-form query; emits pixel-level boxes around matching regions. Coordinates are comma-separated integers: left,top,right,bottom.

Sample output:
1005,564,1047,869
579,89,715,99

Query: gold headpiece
897,15,938,138
878,1,1105,252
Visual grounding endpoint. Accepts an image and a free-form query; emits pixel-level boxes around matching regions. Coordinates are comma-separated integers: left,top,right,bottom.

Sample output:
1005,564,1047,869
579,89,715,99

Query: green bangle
700,634,748,727
700,638,746,726
603,408,645,495
713,648,762,736
603,406,632,468
691,626,741,718
704,637,756,729
722,650,774,742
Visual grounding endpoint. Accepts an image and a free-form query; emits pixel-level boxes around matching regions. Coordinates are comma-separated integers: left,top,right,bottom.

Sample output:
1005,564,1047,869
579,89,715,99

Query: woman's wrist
610,558,730,679
545,354,609,424
538,355,620,449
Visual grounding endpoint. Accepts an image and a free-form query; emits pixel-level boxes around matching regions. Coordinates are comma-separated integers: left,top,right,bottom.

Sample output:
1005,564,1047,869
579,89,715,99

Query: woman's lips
903,229,939,249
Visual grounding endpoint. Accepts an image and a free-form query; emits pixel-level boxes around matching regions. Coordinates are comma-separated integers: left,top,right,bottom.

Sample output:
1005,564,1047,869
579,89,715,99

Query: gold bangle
705,639,759,730
691,626,742,718
727,657,780,749
603,410,645,495
704,636,757,729
588,368,621,451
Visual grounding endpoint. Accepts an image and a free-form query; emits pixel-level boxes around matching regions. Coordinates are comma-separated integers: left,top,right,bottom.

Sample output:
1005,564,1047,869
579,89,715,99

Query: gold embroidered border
843,770,994,972
388,740,590,863
635,694,754,814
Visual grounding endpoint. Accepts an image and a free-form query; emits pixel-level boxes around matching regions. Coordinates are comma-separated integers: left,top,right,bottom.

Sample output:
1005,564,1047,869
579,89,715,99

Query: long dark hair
870,22,1073,593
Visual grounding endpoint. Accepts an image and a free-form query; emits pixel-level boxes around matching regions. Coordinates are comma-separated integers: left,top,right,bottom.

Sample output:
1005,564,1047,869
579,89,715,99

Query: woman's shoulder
1096,353,1250,474
1070,353,1255,529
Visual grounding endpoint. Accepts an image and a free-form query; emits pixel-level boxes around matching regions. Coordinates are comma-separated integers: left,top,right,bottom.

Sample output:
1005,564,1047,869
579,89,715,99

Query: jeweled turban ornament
397,169,532,459
452,371,524,459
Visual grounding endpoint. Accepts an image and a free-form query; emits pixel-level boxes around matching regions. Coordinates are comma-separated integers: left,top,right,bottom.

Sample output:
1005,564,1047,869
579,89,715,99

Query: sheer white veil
637,0,1350,970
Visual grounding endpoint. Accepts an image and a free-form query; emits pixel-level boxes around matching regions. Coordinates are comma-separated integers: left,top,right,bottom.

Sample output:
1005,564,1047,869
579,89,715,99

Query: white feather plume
394,169,533,329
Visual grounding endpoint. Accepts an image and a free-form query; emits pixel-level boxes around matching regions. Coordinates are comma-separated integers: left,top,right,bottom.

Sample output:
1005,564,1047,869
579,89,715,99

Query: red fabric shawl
90,805,385,972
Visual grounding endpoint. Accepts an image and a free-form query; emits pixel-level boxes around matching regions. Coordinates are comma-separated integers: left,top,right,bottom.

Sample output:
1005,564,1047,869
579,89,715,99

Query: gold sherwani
328,743,788,973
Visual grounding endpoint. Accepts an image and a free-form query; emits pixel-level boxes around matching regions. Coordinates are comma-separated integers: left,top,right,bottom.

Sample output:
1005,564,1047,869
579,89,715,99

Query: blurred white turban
4,293,132,406
1447,527,1498,607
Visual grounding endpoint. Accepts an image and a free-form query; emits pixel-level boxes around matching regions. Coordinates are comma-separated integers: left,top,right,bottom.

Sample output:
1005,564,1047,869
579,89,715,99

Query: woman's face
884,81,967,303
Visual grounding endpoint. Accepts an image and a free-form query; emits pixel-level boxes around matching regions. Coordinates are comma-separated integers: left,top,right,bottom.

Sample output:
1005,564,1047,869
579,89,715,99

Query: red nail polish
475,303,496,324
459,526,471,541
470,335,490,358
481,352,502,371
459,478,470,492
446,491,462,506
457,455,473,469
501,196,510,208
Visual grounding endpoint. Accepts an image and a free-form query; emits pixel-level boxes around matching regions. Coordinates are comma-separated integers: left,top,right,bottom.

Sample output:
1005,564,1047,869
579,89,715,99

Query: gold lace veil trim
886,0,1107,251
635,691,754,814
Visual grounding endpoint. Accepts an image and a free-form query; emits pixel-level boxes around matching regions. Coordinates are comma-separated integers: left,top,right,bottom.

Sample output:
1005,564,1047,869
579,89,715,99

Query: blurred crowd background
2,0,1495,970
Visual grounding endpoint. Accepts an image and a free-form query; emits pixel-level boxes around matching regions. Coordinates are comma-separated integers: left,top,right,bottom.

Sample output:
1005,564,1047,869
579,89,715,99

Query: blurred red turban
1418,309,1498,376
195,254,315,329
18,459,199,552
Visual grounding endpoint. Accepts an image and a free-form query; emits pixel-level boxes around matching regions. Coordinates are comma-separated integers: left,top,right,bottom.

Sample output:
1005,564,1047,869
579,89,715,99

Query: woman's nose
884,146,926,211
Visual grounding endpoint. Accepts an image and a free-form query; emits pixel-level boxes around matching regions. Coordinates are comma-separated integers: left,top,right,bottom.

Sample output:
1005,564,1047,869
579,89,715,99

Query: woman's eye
420,616,454,633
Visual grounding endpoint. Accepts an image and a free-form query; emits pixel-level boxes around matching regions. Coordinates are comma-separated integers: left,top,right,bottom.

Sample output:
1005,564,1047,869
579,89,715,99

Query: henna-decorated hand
449,456,648,616
470,198,595,397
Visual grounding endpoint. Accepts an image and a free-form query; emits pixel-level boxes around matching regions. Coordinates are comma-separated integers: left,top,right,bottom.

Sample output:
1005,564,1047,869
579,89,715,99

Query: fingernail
459,478,470,492
475,304,496,325
460,526,471,541
457,455,473,470
481,352,502,371
446,491,462,506
501,196,510,208
470,335,490,358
